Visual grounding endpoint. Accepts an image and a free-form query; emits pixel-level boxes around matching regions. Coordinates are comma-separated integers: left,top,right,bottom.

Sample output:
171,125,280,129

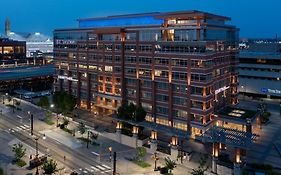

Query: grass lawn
77,137,90,142
62,127,72,134
15,160,26,167
44,118,54,125
132,160,151,168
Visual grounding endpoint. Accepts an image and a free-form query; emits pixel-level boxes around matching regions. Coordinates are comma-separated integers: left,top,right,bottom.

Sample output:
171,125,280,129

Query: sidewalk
46,117,210,175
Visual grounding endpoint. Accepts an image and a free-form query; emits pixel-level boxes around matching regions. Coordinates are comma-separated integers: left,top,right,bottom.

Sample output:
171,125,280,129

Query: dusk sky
0,0,280,38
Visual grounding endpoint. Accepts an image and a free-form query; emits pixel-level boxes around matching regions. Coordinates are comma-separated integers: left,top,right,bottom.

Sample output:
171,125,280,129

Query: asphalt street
0,100,113,175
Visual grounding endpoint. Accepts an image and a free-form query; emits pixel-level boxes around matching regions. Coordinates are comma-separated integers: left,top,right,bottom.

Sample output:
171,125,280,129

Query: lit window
105,66,113,72
155,70,161,77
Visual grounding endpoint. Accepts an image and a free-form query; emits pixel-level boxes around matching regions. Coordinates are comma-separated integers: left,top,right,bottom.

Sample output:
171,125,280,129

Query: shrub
132,160,151,168
16,160,26,167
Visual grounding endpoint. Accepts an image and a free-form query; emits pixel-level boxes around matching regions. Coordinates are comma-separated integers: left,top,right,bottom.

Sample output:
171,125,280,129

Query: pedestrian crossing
6,124,30,133
74,164,112,174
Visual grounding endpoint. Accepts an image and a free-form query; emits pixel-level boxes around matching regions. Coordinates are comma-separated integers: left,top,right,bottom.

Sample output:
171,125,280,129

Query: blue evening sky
0,0,280,38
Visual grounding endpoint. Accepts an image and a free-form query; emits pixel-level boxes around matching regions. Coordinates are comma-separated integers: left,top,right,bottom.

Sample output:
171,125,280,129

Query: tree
0,168,3,175
117,102,146,122
77,122,86,136
63,117,69,128
136,147,147,161
37,96,50,108
63,94,76,112
12,143,26,161
53,91,76,113
42,159,59,175
190,154,208,175
164,157,176,173
90,132,99,140
70,172,78,175
134,106,147,122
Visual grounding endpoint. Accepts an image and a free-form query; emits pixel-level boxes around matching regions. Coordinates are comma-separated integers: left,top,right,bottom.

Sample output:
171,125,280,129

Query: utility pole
35,137,39,175
30,114,34,136
113,152,116,175
87,131,90,149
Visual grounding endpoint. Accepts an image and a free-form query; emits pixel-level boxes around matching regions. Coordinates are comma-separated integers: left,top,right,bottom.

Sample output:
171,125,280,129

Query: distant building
0,38,26,63
8,32,53,58
239,41,281,99
3,19,53,58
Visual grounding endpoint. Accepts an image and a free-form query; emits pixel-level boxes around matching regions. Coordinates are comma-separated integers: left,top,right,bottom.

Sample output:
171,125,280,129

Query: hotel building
53,10,239,137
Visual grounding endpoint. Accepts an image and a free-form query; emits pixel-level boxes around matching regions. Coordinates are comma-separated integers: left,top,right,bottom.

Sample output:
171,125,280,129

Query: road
0,99,113,175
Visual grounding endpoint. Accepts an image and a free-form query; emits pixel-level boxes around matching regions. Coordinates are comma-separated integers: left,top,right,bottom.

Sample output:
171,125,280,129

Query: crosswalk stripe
85,168,91,172
90,166,99,171
96,165,106,170
16,127,22,131
24,125,30,128
102,164,111,169
20,126,26,129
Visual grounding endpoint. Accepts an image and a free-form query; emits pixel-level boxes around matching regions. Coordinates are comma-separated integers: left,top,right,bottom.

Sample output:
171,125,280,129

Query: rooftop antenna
275,33,278,55
5,18,11,37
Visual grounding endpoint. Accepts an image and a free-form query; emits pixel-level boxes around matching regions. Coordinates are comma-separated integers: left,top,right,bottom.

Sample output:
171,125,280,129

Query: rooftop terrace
77,10,230,29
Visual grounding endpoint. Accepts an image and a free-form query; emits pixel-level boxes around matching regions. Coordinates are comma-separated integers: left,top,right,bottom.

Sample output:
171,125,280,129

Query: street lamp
108,146,112,162
50,104,59,127
33,134,46,175
28,111,34,136
151,152,159,171
87,131,91,149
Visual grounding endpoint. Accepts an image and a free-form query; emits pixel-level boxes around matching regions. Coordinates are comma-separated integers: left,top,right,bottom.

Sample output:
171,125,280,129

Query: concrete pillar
132,126,139,148
233,163,241,175
233,148,241,175
150,130,157,153
150,139,157,153
212,142,219,174
170,146,178,161
170,136,178,160
212,156,218,173
116,121,122,143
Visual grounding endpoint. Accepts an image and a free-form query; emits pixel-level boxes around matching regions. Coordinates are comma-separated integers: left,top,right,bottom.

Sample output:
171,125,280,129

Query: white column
212,156,218,173
233,163,241,175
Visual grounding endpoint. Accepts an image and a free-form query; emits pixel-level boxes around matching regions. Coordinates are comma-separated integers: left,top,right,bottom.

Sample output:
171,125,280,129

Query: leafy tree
90,132,99,140
164,157,176,173
63,118,69,128
190,154,208,175
77,122,86,136
117,102,146,122
37,96,50,108
53,91,76,113
42,159,59,175
12,143,26,161
136,147,147,161
134,106,147,122
0,168,3,175
63,93,76,112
